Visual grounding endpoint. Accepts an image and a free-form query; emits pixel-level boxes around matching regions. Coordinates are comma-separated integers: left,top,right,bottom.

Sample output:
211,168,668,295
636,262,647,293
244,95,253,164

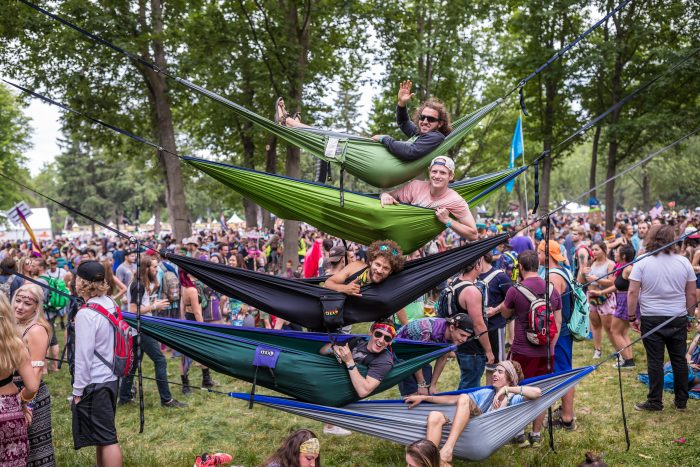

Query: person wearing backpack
451,257,494,389
487,250,562,448
71,260,123,467
479,252,513,385
539,240,578,431
0,255,23,300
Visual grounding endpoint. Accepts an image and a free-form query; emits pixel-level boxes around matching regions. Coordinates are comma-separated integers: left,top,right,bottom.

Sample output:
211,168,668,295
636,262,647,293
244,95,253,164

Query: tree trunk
540,74,556,213
605,140,618,228
589,125,601,199
153,202,161,236
141,0,191,241
641,165,651,209
262,135,278,230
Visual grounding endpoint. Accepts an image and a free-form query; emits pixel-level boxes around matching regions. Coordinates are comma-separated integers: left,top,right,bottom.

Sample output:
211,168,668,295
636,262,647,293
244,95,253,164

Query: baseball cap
449,313,474,334
183,237,198,246
430,156,455,173
684,226,700,239
76,260,106,282
328,245,346,263
538,240,566,263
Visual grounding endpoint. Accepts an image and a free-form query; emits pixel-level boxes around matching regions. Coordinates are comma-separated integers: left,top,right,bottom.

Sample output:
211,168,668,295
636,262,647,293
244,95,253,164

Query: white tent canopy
0,207,53,241
227,213,244,224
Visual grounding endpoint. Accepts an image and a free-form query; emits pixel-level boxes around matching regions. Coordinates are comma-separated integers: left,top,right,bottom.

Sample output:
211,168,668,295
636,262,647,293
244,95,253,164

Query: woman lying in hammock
274,80,452,162
404,360,542,466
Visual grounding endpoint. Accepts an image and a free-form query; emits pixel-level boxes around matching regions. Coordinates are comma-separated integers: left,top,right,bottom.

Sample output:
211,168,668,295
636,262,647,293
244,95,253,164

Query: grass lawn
46,326,698,466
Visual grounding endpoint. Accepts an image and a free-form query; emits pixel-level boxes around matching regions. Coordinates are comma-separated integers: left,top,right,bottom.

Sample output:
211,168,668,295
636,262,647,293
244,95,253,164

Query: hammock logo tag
253,345,280,369
324,309,339,317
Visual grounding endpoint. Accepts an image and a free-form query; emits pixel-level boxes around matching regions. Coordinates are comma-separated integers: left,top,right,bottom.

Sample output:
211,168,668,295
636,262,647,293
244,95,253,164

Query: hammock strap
616,353,631,451
519,88,529,117
544,215,555,452
339,167,345,207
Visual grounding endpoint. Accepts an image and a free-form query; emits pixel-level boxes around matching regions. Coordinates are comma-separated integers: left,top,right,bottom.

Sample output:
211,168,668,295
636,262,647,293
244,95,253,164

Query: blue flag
506,116,524,193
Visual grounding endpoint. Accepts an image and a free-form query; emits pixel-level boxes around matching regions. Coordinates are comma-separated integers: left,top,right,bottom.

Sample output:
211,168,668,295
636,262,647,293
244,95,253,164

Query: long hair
413,98,453,136
101,259,118,295
0,294,30,375
138,257,157,292
12,284,52,341
261,429,321,467
646,224,677,255
405,439,440,467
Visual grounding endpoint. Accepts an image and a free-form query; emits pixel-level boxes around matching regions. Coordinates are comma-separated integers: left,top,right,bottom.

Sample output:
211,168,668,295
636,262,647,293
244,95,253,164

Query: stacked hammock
162,234,507,329
184,156,525,253
228,366,594,461
176,76,501,188
123,313,454,407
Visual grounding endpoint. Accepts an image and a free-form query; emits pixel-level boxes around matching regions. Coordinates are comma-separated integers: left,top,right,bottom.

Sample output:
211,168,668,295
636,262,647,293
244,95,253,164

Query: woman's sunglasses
419,114,440,123
373,331,393,343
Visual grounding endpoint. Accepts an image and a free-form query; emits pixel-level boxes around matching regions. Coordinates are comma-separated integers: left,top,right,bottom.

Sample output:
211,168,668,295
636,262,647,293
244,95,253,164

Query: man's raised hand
397,80,415,107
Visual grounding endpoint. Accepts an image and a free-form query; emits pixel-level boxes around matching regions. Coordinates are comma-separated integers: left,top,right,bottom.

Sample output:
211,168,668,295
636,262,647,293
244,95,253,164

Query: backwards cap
430,156,455,173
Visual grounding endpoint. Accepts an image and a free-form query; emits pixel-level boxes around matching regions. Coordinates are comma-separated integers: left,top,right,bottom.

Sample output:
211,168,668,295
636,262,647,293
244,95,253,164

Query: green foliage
0,84,31,209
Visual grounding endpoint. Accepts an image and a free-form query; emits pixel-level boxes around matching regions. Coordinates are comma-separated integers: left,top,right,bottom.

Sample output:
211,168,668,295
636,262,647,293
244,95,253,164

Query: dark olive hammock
184,156,524,253
161,234,507,329
122,313,455,406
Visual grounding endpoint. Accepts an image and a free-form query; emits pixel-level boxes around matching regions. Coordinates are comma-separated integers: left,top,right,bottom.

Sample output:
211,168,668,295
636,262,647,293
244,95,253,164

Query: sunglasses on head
419,114,440,123
379,245,399,256
373,331,393,343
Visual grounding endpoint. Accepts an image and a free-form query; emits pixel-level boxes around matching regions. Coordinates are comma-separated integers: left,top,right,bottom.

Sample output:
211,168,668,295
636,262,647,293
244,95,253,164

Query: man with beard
379,156,478,241
319,319,396,399
324,240,406,296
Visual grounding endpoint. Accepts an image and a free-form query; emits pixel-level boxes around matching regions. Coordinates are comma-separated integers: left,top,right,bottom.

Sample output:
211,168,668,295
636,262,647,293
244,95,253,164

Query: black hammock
162,234,506,329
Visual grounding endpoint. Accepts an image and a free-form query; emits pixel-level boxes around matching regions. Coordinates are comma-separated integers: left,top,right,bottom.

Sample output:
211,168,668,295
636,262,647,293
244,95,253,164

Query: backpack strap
81,301,122,370
481,269,503,286
514,283,538,302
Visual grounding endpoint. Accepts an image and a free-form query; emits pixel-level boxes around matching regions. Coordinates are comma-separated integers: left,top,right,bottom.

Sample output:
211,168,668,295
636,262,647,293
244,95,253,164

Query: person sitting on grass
275,80,451,162
404,360,542,466
262,428,321,467
324,240,405,297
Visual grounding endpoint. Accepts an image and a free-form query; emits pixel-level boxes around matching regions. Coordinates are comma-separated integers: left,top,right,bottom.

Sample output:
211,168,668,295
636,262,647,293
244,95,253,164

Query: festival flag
649,201,664,219
15,207,42,257
506,116,524,193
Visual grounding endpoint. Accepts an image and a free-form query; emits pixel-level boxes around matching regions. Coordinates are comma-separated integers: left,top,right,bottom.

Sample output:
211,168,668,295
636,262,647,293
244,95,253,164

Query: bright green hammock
179,78,501,188
123,313,454,407
184,156,524,253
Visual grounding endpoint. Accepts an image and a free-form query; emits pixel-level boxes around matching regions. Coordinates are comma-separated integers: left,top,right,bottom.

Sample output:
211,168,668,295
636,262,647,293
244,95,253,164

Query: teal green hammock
184,156,525,253
123,313,454,407
180,78,501,188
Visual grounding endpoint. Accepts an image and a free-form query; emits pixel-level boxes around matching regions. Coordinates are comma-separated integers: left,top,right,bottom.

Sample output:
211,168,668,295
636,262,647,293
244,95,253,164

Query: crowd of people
0,80,698,466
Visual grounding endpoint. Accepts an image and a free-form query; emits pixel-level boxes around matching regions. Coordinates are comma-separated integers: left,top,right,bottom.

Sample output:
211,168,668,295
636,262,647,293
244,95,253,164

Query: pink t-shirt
392,180,469,219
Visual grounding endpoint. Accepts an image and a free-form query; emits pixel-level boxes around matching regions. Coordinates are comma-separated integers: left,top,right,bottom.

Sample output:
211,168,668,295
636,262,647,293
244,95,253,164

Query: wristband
19,389,34,403
445,221,452,229
417,381,430,388
346,364,356,371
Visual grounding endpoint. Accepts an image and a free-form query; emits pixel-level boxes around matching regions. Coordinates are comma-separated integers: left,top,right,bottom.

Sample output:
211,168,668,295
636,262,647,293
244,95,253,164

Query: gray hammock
228,366,594,461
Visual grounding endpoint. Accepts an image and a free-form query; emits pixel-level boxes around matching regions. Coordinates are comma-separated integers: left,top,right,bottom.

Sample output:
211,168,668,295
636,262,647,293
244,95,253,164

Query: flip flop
274,97,289,126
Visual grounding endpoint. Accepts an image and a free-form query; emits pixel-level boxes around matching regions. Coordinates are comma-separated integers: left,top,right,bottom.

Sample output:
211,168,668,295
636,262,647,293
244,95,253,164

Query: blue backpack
550,268,589,341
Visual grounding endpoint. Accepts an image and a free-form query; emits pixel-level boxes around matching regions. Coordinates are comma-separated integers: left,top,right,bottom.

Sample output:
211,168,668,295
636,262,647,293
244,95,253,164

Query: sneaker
194,452,233,467
118,398,135,406
526,432,541,448
323,425,352,436
511,433,529,448
162,398,188,408
612,359,635,369
550,417,577,431
674,403,687,412
634,400,662,412
592,349,602,359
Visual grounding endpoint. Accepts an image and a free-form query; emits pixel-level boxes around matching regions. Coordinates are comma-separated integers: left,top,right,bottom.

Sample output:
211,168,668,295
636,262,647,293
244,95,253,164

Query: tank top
589,261,611,288
451,278,485,355
614,273,630,292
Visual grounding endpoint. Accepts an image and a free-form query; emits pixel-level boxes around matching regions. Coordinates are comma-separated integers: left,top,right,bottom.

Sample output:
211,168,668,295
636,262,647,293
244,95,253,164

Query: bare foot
275,98,288,126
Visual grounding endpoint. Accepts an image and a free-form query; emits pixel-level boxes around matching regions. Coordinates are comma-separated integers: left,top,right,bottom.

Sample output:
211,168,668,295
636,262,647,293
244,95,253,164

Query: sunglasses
379,245,399,256
373,331,393,343
419,114,440,123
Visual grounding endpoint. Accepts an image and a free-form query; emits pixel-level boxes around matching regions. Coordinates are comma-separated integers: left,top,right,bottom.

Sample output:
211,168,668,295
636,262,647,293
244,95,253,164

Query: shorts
487,327,506,363
695,274,700,289
554,334,573,372
72,380,119,449
511,352,552,379
589,292,616,316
